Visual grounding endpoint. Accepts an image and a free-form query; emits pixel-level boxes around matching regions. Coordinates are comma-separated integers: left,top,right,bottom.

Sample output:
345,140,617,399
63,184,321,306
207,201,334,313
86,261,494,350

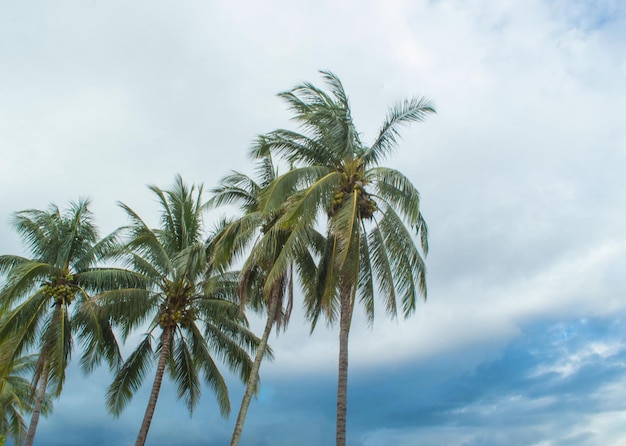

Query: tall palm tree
252,71,435,446
0,200,138,446
208,157,321,446
101,175,261,446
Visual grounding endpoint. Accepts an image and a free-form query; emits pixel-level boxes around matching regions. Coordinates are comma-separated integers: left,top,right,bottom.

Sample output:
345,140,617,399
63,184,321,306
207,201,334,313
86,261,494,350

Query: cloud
353,311,626,446
1,0,625,444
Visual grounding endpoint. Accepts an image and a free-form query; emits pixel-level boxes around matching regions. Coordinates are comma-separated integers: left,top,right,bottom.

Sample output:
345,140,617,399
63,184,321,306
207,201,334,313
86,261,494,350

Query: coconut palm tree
251,71,435,446
208,157,321,446
0,200,140,446
0,350,52,445
101,175,261,446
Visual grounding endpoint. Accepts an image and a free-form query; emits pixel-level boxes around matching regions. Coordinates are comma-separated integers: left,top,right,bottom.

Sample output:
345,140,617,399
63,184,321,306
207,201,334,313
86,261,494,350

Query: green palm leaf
365,96,436,165
171,335,201,413
106,335,154,416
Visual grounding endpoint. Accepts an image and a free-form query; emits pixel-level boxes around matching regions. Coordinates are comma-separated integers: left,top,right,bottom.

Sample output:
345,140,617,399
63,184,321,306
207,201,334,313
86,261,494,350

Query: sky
1,0,625,445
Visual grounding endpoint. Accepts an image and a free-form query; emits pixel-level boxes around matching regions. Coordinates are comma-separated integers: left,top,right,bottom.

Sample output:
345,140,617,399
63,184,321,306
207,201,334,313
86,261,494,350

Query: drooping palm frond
377,206,427,314
370,167,423,225
0,292,50,363
357,234,375,326
170,335,201,414
306,234,340,329
92,288,156,341
202,318,256,387
106,335,155,417
329,190,361,270
368,225,396,314
0,255,29,276
74,267,148,296
73,298,123,374
42,304,72,396
0,261,54,309
186,322,230,417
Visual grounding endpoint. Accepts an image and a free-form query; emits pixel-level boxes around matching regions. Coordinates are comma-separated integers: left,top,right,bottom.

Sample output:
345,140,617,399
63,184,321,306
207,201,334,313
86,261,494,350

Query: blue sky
1,0,625,445
26,311,626,446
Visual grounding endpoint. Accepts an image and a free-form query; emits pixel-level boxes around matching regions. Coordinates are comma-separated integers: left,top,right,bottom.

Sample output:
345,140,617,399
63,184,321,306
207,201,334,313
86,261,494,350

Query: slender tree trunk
230,295,280,446
336,289,352,446
24,360,49,446
135,326,173,446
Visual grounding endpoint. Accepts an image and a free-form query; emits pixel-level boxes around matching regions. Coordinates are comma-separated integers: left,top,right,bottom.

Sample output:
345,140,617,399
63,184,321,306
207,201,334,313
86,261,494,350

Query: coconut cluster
159,281,195,328
329,186,377,219
329,163,378,219
159,307,195,328
41,281,77,305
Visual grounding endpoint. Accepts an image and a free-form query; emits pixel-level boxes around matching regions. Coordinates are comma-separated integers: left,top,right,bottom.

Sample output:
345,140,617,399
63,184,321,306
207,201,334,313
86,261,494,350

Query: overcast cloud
1,1,625,445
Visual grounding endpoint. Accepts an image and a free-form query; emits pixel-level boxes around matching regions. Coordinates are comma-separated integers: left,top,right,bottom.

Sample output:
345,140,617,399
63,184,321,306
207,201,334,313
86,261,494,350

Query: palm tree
101,175,261,446
251,71,435,446
0,349,53,445
208,157,321,446
0,200,138,446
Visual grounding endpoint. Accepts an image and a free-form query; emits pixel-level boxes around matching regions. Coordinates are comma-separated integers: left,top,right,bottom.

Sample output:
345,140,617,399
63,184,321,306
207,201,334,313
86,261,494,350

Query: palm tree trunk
336,288,352,446
230,295,280,446
135,326,173,446
24,360,49,446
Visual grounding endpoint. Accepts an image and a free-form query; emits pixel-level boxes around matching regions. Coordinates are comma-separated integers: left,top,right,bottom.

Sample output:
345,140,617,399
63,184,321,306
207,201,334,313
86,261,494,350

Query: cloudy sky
1,0,625,445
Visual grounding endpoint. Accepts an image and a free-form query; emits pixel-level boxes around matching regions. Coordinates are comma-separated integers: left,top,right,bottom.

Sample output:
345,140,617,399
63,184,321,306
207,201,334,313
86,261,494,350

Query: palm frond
370,167,422,226
209,171,261,212
0,261,55,309
95,288,157,341
357,234,375,326
378,206,427,315
0,292,50,363
330,191,360,269
368,226,397,317
75,268,148,294
106,335,154,416
365,96,435,166
207,213,262,272
256,166,329,217
73,298,122,373
170,335,201,414
279,169,340,227
251,130,338,166
186,323,230,417
0,255,29,276
40,303,72,396
306,235,339,329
